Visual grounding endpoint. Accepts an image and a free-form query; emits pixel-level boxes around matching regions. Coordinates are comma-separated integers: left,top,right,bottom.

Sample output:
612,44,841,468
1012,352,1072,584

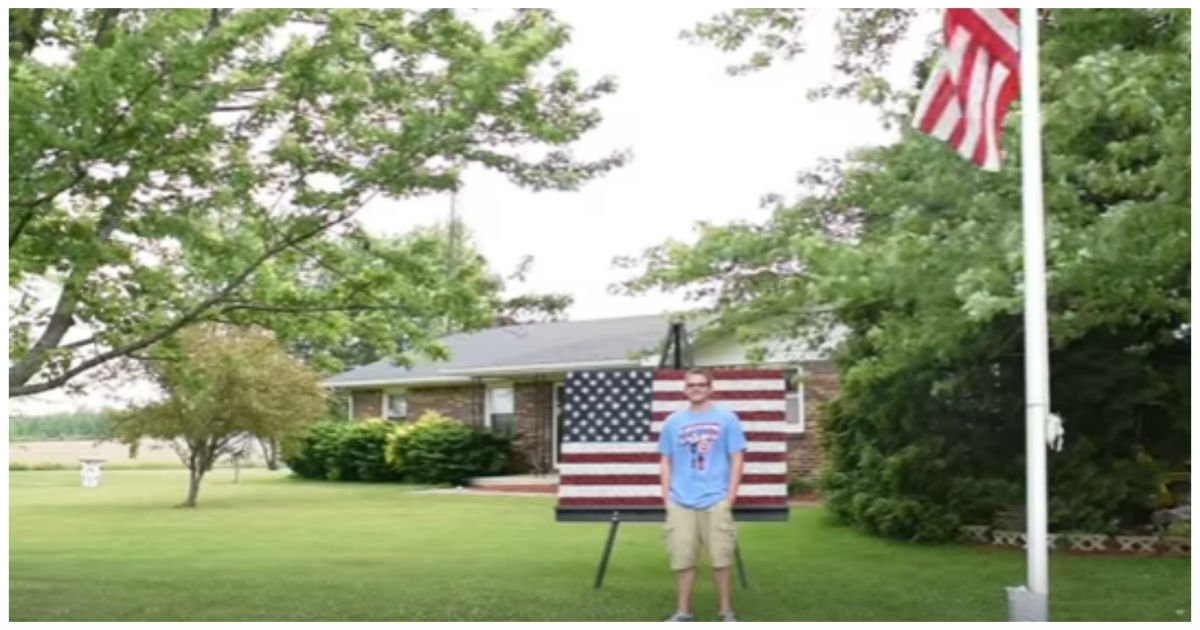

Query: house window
785,369,805,433
486,384,516,437
384,391,407,421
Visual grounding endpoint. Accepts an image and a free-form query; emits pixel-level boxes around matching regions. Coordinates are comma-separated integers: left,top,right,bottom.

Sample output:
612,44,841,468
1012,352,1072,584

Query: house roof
324,314,677,387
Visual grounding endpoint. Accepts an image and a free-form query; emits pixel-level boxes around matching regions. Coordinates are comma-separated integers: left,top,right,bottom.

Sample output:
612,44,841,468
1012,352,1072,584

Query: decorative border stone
1115,535,1159,553
1160,536,1190,555
1066,533,1109,552
1021,533,1060,550
992,529,1024,546
960,525,990,543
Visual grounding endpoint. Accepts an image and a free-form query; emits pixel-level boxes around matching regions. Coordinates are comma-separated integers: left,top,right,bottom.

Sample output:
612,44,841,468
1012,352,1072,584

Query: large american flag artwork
557,368,789,512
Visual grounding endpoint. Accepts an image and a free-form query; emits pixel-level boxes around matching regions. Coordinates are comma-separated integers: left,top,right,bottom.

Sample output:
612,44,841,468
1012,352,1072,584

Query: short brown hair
684,368,713,385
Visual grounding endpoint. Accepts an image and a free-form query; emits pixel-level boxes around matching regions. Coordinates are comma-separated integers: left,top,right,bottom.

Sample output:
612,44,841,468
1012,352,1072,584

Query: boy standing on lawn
658,367,746,622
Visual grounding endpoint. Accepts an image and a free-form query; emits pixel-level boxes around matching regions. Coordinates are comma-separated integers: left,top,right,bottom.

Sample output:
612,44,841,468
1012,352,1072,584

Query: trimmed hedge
281,418,404,482
384,411,512,485
282,412,514,485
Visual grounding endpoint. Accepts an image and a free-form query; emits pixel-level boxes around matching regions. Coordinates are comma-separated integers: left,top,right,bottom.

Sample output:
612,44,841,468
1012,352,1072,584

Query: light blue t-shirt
657,405,747,509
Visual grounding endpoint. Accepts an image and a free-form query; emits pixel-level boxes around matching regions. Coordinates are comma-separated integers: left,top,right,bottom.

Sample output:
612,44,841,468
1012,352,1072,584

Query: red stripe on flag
651,411,785,421
560,453,660,463
918,73,955,134
654,368,786,380
744,432,788,441
652,390,785,401
560,474,787,486
559,496,789,507
559,451,787,464
651,433,788,442
947,9,1018,69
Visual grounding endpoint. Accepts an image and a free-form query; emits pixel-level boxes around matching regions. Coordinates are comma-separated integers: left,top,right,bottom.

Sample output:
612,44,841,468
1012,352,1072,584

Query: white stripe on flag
651,421,785,433
650,379,784,392
558,462,788,476
651,399,786,413
975,8,1019,53
558,484,788,498
959,45,990,162
561,441,785,454
981,62,1010,170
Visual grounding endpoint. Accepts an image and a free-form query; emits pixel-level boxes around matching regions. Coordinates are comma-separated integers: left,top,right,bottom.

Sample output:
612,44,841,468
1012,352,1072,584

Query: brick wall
351,383,550,474
514,382,554,474
785,361,840,478
407,385,485,426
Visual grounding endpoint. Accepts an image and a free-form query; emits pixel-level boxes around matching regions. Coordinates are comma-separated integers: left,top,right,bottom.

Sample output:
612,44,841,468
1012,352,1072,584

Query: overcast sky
11,8,938,415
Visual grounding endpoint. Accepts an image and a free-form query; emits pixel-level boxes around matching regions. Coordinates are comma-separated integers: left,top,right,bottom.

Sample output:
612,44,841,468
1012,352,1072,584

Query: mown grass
8,469,1190,622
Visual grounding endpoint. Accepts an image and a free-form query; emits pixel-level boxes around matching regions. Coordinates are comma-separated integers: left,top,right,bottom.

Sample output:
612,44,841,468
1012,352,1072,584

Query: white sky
10,8,938,415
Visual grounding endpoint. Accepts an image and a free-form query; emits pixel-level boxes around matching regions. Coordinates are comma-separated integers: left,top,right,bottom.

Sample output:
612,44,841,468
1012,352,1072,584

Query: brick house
323,314,838,478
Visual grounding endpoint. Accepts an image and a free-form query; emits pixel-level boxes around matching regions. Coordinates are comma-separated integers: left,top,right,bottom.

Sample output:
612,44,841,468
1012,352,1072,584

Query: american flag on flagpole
556,368,789,510
913,8,1019,171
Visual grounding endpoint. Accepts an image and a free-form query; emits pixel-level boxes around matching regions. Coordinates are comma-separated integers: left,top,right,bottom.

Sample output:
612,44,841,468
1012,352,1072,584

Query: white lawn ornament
1046,412,1065,452
79,457,105,487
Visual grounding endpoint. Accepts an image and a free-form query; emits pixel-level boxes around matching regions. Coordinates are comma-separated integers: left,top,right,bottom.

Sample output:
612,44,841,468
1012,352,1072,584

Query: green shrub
788,474,818,496
281,420,350,480
337,418,406,482
281,419,405,482
1165,520,1190,537
385,411,513,485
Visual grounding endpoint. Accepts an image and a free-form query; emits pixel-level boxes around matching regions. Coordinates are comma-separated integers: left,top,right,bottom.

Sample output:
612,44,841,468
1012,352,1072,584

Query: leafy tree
10,8,624,397
625,9,1189,539
107,324,328,507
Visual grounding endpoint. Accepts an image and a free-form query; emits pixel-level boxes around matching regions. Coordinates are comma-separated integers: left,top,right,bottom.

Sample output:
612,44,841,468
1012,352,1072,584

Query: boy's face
684,376,712,404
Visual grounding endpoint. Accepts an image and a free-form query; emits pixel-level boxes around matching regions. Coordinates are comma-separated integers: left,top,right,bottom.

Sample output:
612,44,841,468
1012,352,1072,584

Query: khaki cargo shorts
663,498,737,571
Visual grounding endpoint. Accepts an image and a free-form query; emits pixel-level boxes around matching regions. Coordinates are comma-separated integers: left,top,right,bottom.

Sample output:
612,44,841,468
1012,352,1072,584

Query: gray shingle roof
324,314,676,386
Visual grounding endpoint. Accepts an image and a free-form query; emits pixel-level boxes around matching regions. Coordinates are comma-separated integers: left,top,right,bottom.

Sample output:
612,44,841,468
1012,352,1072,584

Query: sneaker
718,610,738,622
664,611,694,622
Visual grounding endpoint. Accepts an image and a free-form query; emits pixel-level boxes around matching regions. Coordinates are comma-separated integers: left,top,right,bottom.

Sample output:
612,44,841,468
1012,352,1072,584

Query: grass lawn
8,469,1191,622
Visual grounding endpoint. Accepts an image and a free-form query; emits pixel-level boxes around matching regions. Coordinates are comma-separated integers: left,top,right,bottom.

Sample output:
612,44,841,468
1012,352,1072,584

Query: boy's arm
660,454,672,506
727,412,747,504
728,449,744,504
658,421,672,506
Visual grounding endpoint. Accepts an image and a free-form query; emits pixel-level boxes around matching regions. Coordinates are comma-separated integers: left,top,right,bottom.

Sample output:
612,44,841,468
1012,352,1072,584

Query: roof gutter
323,375,474,388
322,359,639,388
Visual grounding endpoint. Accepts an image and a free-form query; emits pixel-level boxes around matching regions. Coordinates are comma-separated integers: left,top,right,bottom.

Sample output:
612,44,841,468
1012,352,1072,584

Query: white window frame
383,389,408,421
785,369,806,434
484,382,516,433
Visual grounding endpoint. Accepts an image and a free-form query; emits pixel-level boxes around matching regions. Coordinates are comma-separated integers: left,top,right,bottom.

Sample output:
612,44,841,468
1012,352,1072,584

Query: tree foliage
10,8,623,397
107,324,327,507
630,9,1189,539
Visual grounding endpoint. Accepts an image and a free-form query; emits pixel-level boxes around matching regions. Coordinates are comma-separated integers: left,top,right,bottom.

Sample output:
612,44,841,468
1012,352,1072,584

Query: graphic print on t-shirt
679,422,721,471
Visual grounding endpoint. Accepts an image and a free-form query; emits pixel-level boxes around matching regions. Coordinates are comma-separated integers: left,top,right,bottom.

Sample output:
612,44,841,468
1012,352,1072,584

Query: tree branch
9,8,46,61
219,302,409,315
10,204,369,397
93,9,121,47
9,200,128,390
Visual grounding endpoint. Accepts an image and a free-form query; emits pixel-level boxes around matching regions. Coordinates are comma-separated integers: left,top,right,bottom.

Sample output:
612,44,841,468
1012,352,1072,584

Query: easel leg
734,542,749,589
594,512,621,589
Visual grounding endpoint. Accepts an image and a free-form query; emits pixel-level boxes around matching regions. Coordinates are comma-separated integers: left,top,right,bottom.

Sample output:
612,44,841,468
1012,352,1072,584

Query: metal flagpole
1008,7,1051,622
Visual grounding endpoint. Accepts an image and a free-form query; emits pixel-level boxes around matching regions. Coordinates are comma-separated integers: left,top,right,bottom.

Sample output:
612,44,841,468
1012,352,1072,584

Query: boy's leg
705,498,738,614
665,501,702,614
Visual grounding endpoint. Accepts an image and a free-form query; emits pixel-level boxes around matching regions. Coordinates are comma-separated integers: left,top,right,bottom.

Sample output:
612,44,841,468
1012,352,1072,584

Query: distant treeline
9,411,110,441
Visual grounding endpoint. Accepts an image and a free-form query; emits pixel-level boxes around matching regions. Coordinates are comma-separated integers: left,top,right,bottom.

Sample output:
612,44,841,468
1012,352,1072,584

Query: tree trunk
181,465,205,508
258,435,280,471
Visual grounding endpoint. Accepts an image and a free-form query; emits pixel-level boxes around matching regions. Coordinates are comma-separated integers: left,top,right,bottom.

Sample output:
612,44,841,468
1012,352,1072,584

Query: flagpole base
1006,586,1048,622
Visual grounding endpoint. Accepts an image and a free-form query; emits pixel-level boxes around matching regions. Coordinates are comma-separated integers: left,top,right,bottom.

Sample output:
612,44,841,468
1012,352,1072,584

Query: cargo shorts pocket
709,499,738,568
